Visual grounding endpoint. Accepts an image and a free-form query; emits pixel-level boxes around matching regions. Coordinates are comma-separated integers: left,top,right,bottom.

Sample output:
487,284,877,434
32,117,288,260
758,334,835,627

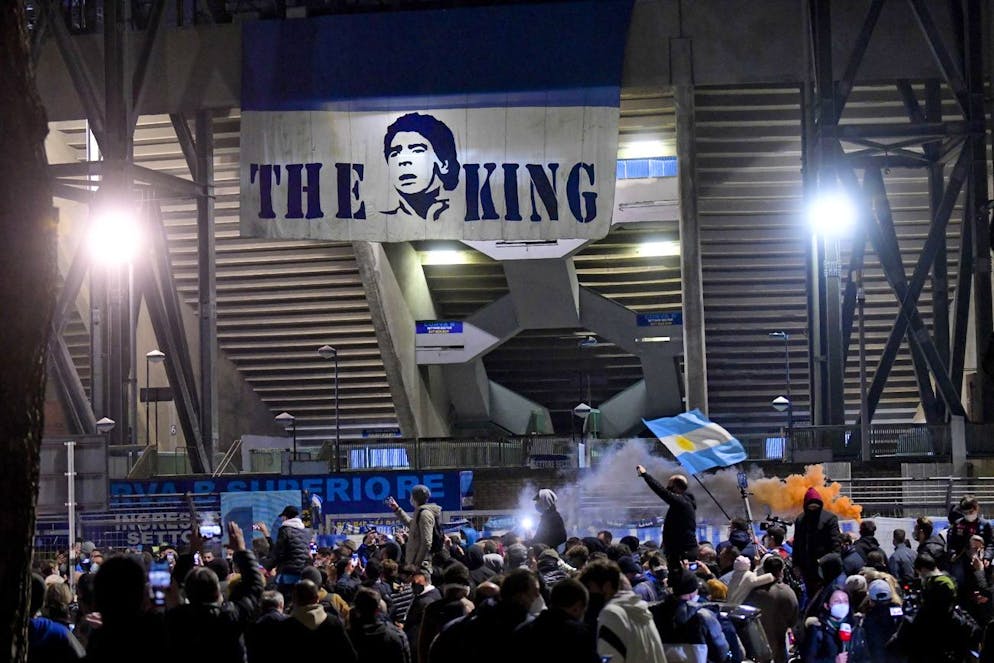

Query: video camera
759,516,793,531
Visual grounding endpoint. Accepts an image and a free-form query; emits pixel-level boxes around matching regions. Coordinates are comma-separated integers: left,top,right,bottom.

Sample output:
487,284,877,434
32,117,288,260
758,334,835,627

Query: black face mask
412,583,425,596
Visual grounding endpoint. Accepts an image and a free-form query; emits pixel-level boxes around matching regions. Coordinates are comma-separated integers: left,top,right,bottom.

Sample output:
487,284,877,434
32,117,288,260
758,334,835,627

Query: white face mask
830,603,849,620
965,512,979,522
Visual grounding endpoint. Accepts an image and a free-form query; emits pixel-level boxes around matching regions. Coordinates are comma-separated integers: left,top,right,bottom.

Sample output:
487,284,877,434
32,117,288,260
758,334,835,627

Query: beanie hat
671,569,700,596
539,548,560,560
506,543,529,569
620,536,641,554
868,579,892,603
442,562,471,588
804,488,823,508
733,555,751,572
300,566,323,586
279,505,299,519
618,556,642,576
845,574,867,593
81,541,96,556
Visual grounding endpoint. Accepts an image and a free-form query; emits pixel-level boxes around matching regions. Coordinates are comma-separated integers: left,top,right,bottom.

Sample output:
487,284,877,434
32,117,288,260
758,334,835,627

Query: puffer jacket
598,590,668,663
651,595,730,663
270,517,310,576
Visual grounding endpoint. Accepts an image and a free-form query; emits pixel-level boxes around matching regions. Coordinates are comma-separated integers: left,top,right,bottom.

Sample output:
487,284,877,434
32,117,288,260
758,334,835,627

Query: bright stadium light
521,516,535,531
89,205,140,264
637,241,680,257
420,250,468,265
808,189,857,237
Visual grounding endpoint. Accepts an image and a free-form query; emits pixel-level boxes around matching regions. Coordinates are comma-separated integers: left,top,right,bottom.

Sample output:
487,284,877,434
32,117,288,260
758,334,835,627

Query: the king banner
239,1,633,243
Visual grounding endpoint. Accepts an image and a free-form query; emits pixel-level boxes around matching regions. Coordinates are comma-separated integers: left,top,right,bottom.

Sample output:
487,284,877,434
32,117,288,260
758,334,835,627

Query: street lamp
317,345,340,471
768,331,793,436
96,417,116,434
145,350,165,449
275,412,296,464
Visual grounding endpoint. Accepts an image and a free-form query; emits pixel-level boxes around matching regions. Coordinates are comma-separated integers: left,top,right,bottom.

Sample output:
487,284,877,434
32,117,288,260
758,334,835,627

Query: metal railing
839,476,994,517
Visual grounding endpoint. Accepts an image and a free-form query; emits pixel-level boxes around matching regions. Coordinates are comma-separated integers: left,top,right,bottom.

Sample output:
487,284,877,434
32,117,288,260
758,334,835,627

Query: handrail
212,438,242,477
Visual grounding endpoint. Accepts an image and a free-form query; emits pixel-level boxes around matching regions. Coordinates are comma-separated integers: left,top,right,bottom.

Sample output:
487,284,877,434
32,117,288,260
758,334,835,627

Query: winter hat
733,555,751,572
81,541,96,556
618,556,642,576
506,543,529,569
671,569,700,596
279,505,300,519
534,489,558,512
804,488,823,508
301,566,323,586
539,548,561,560
442,562,471,588
868,579,892,603
341,538,358,552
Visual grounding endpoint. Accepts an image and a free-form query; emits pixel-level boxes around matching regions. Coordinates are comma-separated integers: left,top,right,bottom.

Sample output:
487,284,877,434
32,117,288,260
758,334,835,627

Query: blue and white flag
643,410,747,474
239,1,632,242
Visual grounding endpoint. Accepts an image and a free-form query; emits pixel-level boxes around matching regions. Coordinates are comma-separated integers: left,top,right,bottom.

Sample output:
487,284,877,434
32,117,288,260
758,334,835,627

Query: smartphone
148,561,171,607
689,562,699,571
352,553,359,564
889,606,904,617
199,523,221,539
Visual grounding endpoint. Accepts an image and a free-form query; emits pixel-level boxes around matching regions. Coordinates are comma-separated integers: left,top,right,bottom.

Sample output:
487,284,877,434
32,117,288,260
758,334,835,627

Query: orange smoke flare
751,464,862,520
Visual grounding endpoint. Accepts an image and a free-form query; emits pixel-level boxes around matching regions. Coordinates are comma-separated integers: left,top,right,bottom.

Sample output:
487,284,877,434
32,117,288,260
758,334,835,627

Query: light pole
768,331,793,436
317,345,340,471
145,350,165,449
857,269,871,461
275,412,296,468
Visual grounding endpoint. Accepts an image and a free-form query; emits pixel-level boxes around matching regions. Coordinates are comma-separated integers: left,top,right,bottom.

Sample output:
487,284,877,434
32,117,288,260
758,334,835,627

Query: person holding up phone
264,505,311,599
385,485,442,572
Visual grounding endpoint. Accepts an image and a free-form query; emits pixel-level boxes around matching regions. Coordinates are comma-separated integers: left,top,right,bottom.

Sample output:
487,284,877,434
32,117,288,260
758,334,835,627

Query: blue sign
110,471,467,515
636,312,683,327
362,428,403,438
416,321,463,335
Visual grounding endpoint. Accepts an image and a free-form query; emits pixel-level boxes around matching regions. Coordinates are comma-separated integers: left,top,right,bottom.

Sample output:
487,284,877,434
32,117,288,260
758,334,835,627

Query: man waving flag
643,409,747,474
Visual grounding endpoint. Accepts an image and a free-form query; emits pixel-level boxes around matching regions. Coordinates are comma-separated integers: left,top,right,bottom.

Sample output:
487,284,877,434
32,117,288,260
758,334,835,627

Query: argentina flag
239,1,633,243
643,410,748,474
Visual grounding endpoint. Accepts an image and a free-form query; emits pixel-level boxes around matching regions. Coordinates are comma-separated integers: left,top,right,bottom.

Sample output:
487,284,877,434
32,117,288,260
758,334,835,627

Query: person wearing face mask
802,589,859,663
947,496,994,594
531,488,568,551
792,488,842,599
402,568,440,663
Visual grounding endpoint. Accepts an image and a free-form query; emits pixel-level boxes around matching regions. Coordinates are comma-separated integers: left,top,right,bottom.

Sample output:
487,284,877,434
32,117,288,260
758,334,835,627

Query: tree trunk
0,1,55,661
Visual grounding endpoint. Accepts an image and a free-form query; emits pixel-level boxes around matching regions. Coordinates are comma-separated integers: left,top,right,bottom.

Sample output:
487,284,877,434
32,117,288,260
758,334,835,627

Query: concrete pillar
354,242,451,438
674,39,709,415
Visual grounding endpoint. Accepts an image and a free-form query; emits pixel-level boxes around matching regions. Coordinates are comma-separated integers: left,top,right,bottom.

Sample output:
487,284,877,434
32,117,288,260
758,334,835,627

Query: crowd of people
24,476,994,663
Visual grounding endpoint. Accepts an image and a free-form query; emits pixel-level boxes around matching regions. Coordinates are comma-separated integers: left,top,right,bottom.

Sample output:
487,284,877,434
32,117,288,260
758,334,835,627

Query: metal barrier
335,436,577,471
838,476,994,517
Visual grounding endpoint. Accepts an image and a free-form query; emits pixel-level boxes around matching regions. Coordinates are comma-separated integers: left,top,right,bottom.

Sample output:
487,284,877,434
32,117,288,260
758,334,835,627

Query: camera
759,516,792,531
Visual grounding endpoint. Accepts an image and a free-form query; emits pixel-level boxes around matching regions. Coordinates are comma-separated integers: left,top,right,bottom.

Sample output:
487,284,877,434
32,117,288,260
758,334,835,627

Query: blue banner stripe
674,442,748,475
242,1,633,111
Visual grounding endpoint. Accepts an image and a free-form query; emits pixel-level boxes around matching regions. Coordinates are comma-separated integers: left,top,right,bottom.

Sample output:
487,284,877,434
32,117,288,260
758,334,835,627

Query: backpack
418,505,445,554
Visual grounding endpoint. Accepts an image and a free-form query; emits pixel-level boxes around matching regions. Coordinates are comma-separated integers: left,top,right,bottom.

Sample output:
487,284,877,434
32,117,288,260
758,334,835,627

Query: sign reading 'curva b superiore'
238,1,633,243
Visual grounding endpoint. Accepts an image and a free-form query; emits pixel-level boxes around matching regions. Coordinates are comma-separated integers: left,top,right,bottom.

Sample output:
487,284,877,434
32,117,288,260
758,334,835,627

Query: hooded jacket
792,489,841,578
349,619,411,663
651,594,730,663
918,533,946,564
532,489,568,550
725,556,775,605
744,579,798,663
640,472,698,560
427,598,532,663
513,606,600,663
269,517,310,576
280,603,357,661
394,503,443,570
464,546,497,587
598,590,668,663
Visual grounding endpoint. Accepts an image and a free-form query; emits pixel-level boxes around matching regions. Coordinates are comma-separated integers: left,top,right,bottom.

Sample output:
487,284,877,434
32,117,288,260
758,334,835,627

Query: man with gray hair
387,485,442,571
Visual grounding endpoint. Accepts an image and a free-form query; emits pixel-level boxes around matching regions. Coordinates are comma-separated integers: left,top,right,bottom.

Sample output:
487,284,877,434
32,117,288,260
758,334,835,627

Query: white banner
240,106,618,242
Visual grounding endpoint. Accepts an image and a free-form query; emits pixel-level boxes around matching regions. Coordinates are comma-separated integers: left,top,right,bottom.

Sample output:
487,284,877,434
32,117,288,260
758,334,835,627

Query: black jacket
246,609,287,663
851,535,886,566
464,547,496,588
512,607,599,663
349,620,411,663
279,608,358,662
641,473,698,559
269,520,311,576
650,596,731,663
403,586,441,663
862,604,903,663
532,508,567,550
918,534,946,565
792,508,841,578
85,613,168,663
427,599,532,663
165,549,265,663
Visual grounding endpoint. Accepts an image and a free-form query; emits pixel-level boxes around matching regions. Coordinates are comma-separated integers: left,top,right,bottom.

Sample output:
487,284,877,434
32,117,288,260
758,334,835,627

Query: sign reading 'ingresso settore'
239,1,633,243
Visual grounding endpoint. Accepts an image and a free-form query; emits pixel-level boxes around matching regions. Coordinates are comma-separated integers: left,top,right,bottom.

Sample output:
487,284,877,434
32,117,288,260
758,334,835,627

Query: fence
839,476,994,517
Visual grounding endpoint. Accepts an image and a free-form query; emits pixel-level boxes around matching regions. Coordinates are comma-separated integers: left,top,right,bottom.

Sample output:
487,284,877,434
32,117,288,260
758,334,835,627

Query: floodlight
274,412,295,430
808,190,857,237
619,139,668,159
317,344,337,360
89,205,140,264
146,349,165,364
637,241,680,257
96,417,116,434
420,250,468,265
573,403,592,419
772,396,790,413
521,516,535,531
